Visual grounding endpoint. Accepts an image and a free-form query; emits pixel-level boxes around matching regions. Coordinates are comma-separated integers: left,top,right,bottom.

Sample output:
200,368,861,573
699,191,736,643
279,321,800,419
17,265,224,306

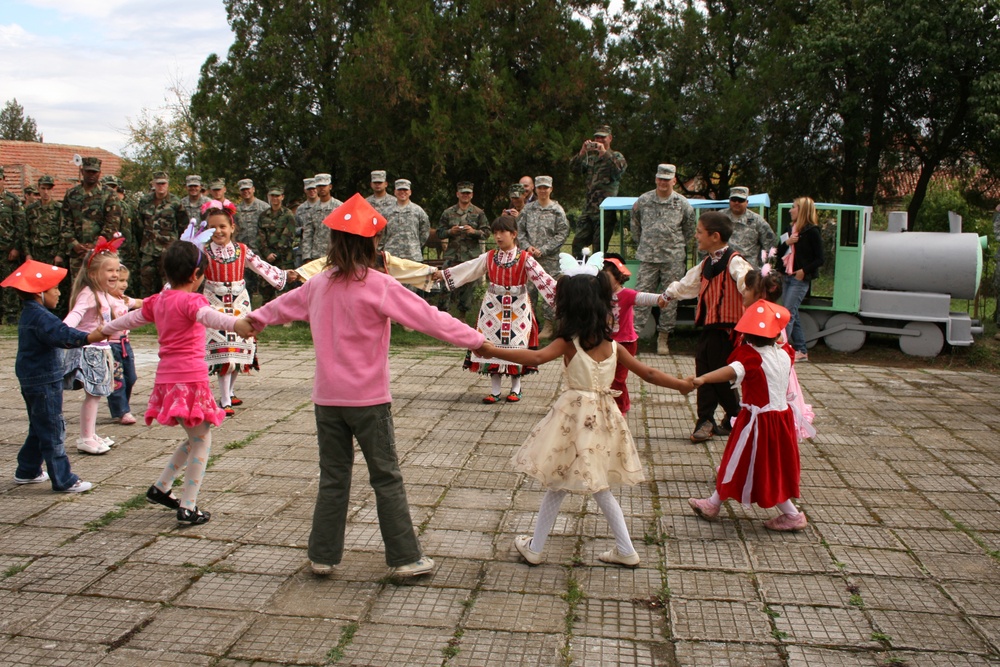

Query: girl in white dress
480,264,692,567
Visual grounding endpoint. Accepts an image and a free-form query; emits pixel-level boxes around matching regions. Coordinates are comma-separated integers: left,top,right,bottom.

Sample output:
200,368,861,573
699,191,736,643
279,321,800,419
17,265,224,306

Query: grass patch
442,629,463,660
2,562,29,579
871,631,893,643
325,622,359,663
85,491,147,530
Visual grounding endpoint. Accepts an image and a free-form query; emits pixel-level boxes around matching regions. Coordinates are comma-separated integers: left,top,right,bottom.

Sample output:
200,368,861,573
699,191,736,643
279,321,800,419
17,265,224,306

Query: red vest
696,249,744,328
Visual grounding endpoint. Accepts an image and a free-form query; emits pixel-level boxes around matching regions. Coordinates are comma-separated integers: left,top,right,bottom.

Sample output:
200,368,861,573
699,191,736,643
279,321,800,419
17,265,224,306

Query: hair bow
201,199,236,216
558,251,605,277
181,218,214,245
88,233,125,267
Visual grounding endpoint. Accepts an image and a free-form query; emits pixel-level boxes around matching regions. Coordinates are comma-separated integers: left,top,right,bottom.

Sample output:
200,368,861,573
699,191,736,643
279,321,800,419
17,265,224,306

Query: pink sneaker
119,413,137,425
688,497,721,520
764,512,808,532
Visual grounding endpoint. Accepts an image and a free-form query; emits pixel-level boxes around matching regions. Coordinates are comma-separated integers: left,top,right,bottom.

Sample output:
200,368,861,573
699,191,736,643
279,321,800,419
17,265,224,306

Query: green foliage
0,98,42,142
904,179,991,235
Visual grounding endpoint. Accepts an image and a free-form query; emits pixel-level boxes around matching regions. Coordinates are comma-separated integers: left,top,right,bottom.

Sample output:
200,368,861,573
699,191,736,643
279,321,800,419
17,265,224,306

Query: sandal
146,485,180,510
505,392,521,402
482,394,501,404
177,507,211,525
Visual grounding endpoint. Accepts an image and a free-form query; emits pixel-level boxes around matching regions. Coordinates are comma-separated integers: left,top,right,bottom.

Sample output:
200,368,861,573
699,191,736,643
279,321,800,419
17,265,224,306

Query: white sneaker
77,436,110,455
598,547,641,568
513,535,543,565
310,561,335,576
58,480,93,493
393,556,435,577
14,470,49,485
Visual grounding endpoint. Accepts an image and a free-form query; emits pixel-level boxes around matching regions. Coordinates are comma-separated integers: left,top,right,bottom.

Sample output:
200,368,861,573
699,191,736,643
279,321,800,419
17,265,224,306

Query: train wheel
799,311,820,349
823,314,866,353
899,321,944,357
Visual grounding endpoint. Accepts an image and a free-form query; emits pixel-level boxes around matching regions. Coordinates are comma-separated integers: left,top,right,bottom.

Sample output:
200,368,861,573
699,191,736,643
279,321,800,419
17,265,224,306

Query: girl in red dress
686,299,806,531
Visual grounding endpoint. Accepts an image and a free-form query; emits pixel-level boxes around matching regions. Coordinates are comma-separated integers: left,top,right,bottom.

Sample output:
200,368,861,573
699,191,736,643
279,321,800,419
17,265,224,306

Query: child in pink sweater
239,194,485,578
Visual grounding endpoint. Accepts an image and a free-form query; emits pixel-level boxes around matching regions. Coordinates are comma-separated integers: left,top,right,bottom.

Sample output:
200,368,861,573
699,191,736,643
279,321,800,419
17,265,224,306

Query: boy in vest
662,211,752,442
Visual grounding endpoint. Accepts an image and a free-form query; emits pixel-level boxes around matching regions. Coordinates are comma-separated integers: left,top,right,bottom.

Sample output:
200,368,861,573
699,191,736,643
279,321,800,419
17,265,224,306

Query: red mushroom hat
323,193,387,238
1,260,67,293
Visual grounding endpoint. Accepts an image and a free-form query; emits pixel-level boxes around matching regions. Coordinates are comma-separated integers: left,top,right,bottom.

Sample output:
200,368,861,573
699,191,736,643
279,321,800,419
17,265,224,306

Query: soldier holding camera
570,124,627,257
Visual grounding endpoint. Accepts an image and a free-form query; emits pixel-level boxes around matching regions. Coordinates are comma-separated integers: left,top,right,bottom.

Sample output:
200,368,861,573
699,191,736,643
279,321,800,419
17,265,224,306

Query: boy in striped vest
662,212,753,442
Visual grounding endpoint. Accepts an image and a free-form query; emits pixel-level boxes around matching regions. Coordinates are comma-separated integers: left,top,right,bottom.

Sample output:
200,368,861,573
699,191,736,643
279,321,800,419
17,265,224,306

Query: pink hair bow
201,199,237,216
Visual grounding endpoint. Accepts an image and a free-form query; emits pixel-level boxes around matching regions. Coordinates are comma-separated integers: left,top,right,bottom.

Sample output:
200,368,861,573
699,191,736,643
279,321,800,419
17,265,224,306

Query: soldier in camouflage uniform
182,175,212,224
23,186,39,207
436,181,490,315
0,166,26,323
517,175,569,337
235,178,270,299
631,164,696,355
301,173,343,262
136,171,187,296
294,177,318,266
570,124,627,257
721,186,775,269
61,157,122,281
383,179,429,263
28,176,71,316
257,186,297,304
366,170,396,219
101,176,139,273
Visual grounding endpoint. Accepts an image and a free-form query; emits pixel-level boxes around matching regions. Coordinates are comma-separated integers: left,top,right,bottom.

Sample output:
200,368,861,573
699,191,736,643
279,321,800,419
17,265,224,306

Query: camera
585,140,599,150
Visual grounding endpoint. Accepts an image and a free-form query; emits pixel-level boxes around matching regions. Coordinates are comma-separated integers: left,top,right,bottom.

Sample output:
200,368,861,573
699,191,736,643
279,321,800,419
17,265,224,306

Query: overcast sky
1,0,234,155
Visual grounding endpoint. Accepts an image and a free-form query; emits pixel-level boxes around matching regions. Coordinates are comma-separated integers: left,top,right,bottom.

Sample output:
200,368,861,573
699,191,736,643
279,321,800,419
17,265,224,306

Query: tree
0,98,42,142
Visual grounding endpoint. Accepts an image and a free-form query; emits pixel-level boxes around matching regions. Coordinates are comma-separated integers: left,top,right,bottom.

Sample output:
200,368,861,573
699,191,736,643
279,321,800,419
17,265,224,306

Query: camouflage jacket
570,148,627,198
182,195,212,225
257,206,297,268
136,193,187,260
235,197,269,247
436,203,489,263
0,191,25,253
382,201,429,262
24,200,63,263
300,197,342,261
517,200,570,259
366,194,397,220
61,184,121,252
630,190,696,263
722,208,775,269
116,198,141,271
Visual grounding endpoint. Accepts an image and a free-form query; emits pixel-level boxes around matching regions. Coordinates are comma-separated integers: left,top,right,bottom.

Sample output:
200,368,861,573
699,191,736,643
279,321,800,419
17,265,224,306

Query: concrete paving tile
420,529,495,560
758,573,852,607
439,487,512,510
269,574,378,619
448,629,564,667
666,540,750,571
175,572,285,611
98,507,180,535
925,491,1000,512
805,502,880,525
226,615,345,664
0,635,106,666
0,590,66,634
891,527,982,554
783,645,880,665
919,552,1000,582
869,610,991,653
97,648,214,665
464,591,565,633
666,569,756,601
576,597,667,641
0,526,80,556
670,598,774,642
215,544,307,575
941,581,1000,616
176,516,262,542
424,507,503,533
814,522,904,549
480,560,567,594
339,622,454,667
2,555,107,594
875,507,955,530
748,542,838,574
126,607,253,654
21,596,158,644
856,489,934,509
828,546,924,578
567,636,660,666
132,535,235,567
368,584,468,628
242,515,312,547
772,604,876,646
203,493,291,517
854,576,957,613
880,652,996,666
0,497,55,524
660,514,742,541
673,640,783,666
84,562,194,601
951,509,1000,532
502,509,578,535
968,616,1000,652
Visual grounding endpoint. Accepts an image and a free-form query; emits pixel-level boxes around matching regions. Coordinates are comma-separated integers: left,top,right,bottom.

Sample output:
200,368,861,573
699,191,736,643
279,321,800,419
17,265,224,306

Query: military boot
657,332,670,355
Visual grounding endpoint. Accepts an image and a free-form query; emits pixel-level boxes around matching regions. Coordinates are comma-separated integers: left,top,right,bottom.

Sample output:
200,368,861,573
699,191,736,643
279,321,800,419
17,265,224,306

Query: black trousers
695,328,741,426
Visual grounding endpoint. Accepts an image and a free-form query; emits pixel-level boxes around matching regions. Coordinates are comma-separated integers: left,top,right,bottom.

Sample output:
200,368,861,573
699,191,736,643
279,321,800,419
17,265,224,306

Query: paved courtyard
0,335,998,666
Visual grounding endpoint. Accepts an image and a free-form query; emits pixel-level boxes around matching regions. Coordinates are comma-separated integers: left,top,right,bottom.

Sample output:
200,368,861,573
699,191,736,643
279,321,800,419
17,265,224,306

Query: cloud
1,1,233,154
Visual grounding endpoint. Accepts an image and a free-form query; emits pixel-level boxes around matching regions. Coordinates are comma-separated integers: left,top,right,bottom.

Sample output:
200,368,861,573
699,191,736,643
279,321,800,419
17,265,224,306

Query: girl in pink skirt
105,237,240,524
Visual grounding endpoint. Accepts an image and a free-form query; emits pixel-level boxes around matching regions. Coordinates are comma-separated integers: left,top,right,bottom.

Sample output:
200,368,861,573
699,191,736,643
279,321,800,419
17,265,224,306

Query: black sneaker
713,421,732,437
690,421,714,442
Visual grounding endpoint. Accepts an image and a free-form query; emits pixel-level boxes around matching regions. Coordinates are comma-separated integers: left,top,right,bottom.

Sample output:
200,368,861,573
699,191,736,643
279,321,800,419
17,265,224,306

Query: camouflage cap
303,177,317,189
593,124,612,137
37,175,55,188
370,170,387,183
152,171,169,184
655,164,676,180
23,185,37,195
534,175,553,188
237,178,253,190
508,183,526,198
209,179,225,190
456,181,474,193
268,186,284,196
0,166,5,179
313,173,332,186
394,178,411,190
186,175,202,187
81,157,102,172
729,186,749,201
100,175,115,185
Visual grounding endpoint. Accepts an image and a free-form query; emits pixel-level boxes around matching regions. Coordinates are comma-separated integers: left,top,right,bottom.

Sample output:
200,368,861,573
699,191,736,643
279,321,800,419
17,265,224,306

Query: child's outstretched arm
689,365,738,387
478,338,573,367
616,345,694,395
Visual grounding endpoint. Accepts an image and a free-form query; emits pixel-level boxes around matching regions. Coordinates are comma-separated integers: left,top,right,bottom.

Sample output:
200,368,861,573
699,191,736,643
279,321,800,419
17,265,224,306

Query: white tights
153,423,212,510
218,370,237,407
490,374,522,396
529,489,635,556
80,393,100,439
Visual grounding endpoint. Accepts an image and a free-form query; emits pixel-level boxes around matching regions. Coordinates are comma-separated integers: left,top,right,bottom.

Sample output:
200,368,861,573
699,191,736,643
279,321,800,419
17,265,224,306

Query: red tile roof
1,140,123,201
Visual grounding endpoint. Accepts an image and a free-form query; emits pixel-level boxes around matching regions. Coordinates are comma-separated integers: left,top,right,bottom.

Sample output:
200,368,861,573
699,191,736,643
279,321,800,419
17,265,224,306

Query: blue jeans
17,382,79,491
783,276,811,353
107,339,137,418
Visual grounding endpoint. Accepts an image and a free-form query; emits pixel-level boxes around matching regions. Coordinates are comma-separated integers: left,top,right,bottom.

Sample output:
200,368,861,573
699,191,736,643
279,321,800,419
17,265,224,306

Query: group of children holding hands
6,194,813,577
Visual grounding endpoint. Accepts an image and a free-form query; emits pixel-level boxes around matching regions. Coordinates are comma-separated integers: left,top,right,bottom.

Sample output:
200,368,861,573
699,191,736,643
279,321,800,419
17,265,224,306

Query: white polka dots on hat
758,322,765,329
756,306,764,313
344,214,352,220
35,272,42,279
